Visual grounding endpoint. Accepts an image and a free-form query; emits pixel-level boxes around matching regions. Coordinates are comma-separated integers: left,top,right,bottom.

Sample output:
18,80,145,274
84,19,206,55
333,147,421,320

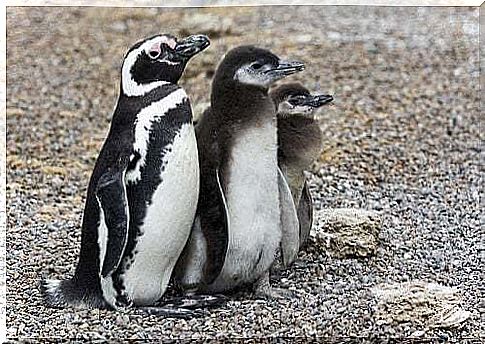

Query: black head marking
212,45,304,96
213,45,280,87
210,45,284,126
270,82,311,105
271,82,333,115
127,34,184,85
121,34,210,96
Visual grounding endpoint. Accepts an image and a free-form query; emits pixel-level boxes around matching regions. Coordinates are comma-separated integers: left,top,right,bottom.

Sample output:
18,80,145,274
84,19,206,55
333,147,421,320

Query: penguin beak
265,60,305,79
174,34,210,60
300,94,334,108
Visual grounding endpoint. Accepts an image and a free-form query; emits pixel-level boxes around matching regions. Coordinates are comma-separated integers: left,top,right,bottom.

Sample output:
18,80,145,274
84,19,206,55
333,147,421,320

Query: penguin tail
40,278,107,309
41,278,77,308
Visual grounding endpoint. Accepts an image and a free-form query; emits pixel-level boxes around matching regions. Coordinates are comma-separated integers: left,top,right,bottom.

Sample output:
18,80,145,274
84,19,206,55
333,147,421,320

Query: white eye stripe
145,36,178,59
158,36,177,49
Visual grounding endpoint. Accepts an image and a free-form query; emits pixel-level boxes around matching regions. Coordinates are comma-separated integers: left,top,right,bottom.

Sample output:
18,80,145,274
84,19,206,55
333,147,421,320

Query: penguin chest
103,122,199,307
215,121,281,288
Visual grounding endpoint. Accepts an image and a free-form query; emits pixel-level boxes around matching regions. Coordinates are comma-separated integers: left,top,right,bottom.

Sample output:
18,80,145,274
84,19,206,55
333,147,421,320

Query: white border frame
1,1,483,342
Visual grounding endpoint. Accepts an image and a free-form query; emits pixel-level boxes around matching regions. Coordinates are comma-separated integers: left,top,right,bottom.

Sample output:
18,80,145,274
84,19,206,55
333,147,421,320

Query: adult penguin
43,34,209,316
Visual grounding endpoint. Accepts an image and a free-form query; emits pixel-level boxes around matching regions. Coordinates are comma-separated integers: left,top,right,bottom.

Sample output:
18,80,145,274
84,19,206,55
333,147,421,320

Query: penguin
175,46,305,298
42,33,210,316
270,83,333,256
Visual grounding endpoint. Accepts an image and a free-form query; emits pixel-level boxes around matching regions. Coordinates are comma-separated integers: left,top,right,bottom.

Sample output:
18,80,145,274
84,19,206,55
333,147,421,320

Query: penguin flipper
199,168,229,285
278,167,300,267
298,179,313,249
96,169,129,278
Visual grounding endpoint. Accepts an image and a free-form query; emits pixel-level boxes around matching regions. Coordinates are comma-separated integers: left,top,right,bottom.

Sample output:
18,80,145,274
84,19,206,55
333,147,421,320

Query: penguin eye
148,50,161,59
251,62,263,70
288,95,305,105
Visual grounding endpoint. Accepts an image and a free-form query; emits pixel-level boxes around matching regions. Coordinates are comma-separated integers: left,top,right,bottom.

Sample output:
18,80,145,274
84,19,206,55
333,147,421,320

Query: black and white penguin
42,34,210,314
175,46,305,298
270,83,333,255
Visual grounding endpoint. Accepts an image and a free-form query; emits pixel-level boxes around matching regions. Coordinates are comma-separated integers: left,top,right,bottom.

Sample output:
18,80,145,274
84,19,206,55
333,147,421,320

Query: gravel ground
6,5,483,342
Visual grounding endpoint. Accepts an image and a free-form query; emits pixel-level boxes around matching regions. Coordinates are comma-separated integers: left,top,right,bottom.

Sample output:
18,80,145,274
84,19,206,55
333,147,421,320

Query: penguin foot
158,294,228,310
138,306,209,318
253,271,296,300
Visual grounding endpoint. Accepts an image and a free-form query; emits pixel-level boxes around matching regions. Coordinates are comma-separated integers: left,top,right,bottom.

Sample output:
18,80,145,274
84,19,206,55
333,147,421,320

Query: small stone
410,330,426,337
115,314,130,326
88,56,102,65
296,34,313,43
312,208,382,258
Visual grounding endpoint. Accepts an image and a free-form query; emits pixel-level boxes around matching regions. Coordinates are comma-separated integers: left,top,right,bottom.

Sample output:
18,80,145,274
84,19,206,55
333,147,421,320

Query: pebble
312,208,382,258
115,314,130,326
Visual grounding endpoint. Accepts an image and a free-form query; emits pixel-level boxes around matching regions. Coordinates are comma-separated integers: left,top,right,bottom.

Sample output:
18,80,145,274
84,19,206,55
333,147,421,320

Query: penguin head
121,34,210,96
270,83,333,118
214,45,305,91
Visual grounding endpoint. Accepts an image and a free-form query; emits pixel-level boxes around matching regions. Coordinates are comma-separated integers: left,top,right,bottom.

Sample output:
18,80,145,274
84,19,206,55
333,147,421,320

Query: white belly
209,120,280,291
175,216,207,288
122,123,199,305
